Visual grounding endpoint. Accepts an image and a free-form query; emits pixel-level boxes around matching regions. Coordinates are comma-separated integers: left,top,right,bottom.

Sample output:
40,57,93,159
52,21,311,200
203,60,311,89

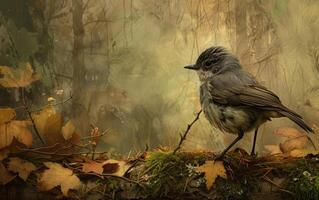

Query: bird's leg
250,127,259,156
215,130,244,160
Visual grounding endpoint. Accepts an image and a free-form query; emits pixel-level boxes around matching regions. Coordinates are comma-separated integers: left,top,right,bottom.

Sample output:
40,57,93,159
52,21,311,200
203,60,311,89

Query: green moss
143,151,189,196
215,178,249,200
283,159,319,200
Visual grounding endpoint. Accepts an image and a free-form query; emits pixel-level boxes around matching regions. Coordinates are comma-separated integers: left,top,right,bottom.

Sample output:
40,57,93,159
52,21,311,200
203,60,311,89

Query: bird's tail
278,109,313,133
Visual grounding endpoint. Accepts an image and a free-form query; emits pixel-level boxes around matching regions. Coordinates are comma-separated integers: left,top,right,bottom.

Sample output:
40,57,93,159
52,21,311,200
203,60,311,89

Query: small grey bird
185,46,313,158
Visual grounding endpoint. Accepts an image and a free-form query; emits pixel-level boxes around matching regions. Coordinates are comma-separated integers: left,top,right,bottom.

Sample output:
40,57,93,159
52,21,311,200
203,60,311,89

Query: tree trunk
71,0,85,112
235,0,250,68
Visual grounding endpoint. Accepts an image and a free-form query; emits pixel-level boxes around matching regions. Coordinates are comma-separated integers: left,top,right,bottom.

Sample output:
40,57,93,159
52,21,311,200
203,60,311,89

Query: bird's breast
200,84,261,134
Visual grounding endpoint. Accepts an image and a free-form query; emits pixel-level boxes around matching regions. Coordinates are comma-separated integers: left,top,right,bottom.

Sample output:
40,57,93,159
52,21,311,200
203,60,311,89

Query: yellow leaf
32,107,63,144
274,127,304,138
0,108,16,124
38,162,82,196
62,120,76,140
279,135,308,153
0,63,40,88
102,159,131,176
290,149,319,158
196,160,227,190
0,162,16,185
0,120,33,149
0,149,9,161
82,161,104,174
7,157,36,181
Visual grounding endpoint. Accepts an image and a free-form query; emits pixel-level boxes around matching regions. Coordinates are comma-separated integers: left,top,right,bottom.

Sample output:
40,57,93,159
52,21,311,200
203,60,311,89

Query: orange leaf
264,145,282,155
273,127,304,138
0,120,33,149
289,149,319,158
196,160,227,190
82,161,104,174
7,157,36,181
0,108,16,124
62,120,76,140
32,107,63,144
0,63,40,88
279,135,308,153
0,162,16,185
102,159,131,176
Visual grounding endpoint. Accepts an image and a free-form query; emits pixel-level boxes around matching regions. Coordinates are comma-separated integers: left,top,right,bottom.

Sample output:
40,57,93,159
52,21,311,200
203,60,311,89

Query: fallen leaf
196,160,227,190
0,108,16,124
264,145,282,155
280,135,308,153
7,157,36,181
274,127,304,138
0,120,33,149
289,149,319,158
103,159,131,176
0,63,40,87
0,149,9,161
62,120,76,140
82,161,104,174
38,162,82,196
0,162,16,185
32,107,63,144
89,127,100,147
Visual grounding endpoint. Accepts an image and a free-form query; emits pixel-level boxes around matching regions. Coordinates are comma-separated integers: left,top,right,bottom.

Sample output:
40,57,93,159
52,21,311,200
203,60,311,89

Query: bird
184,46,313,159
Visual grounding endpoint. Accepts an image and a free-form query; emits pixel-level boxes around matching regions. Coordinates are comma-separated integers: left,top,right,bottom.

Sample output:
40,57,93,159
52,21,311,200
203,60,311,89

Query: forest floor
0,102,318,200
1,141,319,200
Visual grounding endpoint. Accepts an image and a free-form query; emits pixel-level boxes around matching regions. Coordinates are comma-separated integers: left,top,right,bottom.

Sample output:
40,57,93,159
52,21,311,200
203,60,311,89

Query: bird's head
184,46,241,81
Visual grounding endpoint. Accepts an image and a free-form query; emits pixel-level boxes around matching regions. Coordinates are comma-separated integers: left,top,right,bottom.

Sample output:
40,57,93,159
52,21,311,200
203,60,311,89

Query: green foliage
215,179,248,200
283,158,319,200
144,151,189,196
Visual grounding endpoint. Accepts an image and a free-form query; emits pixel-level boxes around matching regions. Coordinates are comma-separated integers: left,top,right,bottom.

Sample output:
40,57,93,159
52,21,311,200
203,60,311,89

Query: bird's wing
207,72,302,118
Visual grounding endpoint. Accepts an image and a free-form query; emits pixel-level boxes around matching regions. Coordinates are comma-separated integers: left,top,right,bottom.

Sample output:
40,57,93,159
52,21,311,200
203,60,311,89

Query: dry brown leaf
289,149,319,158
32,107,63,144
82,161,104,174
0,162,16,185
279,135,308,153
62,120,76,140
102,159,131,176
38,162,82,196
0,120,33,149
0,108,16,124
0,149,9,161
89,127,99,147
7,157,36,181
196,160,227,190
273,127,304,138
0,63,40,87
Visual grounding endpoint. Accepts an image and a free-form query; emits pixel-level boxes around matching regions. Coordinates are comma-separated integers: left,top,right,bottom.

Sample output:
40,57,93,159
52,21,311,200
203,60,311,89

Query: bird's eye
204,60,213,68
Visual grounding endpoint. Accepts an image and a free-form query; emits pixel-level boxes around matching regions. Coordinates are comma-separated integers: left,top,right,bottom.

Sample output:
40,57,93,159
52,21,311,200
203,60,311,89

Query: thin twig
20,88,45,144
262,176,294,195
31,95,73,113
173,110,202,154
81,129,109,140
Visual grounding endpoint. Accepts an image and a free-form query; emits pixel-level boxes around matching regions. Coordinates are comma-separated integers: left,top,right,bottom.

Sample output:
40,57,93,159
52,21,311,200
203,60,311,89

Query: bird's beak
184,64,199,70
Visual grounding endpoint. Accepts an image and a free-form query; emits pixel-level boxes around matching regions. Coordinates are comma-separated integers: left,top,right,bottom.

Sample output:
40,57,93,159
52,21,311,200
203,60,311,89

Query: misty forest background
0,0,318,155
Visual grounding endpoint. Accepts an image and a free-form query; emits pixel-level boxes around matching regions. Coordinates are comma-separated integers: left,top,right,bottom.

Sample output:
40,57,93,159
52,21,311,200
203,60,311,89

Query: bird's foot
250,152,258,158
214,153,226,161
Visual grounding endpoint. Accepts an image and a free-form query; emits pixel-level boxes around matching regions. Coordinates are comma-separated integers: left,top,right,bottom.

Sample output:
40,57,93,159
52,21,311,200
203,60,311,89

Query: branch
80,129,109,140
20,88,45,144
30,95,73,113
173,110,202,154
83,19,113,26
